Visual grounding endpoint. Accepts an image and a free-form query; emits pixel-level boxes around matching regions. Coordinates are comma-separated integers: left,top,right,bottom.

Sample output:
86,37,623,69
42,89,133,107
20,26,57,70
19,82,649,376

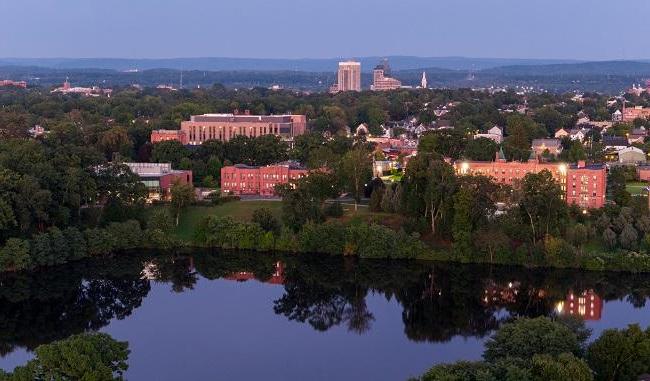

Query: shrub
275,227,299,252
63,227,87,260
369,188,384,212
0,238,31,272
298,221,347,255
107,220,143,251
85,228,117,256
252,208,281,235
323,202,344,218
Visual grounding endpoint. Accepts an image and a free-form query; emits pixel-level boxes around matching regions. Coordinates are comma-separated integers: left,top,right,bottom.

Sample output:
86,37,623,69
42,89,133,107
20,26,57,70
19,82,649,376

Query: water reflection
1,251,650,358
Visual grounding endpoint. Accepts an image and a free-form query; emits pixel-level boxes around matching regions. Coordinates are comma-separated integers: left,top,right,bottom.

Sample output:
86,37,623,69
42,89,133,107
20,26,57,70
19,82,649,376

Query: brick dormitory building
221,161,308,196
151,111,306,145
454,151,607,209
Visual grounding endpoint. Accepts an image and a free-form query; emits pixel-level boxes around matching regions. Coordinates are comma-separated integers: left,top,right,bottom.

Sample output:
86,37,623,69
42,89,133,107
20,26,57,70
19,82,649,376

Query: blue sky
1,0,649,60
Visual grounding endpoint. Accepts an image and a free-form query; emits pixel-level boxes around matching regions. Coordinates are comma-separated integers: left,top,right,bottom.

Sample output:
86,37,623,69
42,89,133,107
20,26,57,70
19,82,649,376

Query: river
1,251,649,380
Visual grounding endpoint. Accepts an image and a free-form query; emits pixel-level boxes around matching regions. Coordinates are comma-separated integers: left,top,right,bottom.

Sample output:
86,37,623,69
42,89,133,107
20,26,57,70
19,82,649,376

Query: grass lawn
163,199,390,242
626,182,648,196
165,200,282,242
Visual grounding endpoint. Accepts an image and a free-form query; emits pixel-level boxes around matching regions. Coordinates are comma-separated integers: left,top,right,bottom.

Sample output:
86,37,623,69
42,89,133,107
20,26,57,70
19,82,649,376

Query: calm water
1,251,650,380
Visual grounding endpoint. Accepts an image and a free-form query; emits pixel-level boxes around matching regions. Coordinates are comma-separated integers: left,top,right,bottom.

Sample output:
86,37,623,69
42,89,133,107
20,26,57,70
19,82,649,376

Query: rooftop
189,113,299,123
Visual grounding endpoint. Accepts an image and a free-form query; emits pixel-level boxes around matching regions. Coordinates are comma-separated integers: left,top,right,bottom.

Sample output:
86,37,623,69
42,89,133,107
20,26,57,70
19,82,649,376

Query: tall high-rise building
334,61,361,92
371,59,401,91
421,71,428,89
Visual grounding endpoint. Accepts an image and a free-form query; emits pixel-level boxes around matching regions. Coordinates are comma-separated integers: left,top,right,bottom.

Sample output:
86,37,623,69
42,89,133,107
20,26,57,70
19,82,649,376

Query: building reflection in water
482,280,523,305
556,290,602,321
223,261,285,285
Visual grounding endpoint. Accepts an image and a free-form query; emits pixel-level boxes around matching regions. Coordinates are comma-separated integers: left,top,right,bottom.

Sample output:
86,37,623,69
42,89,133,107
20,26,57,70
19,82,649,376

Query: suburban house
568,127,591,142
627,127,647,145
554,129,569,139
474,126,503,144
603,135,629,150
617,146,646,164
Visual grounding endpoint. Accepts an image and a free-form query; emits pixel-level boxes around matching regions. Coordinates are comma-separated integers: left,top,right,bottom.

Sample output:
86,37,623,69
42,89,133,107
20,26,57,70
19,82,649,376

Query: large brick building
151,111,306,145
221,161,308,196
0,80,27,89
150,129,189,145
455,153,607,209
622,104,650,122
124,162,193,202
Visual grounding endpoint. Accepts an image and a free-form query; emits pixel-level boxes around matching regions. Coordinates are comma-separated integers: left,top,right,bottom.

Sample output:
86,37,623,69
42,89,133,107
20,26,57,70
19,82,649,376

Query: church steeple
421,71,427,89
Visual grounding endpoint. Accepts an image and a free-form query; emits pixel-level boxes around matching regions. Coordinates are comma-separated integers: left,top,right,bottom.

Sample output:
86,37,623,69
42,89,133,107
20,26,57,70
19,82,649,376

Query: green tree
252,208,281,236
8,333,130,381
340,146,372,210
170,181,195,226
530,353,593,381
586,324,650,381
452,187,473,258
503,114,544,161
425,160,457,235
150,140,190,168
0,238,31,271
483,317,581,363
464,137,499,161
517,170,567,245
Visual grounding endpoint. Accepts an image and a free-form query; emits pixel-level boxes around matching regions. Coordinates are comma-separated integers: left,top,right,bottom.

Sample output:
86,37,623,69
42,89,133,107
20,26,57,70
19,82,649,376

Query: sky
1,0,650,60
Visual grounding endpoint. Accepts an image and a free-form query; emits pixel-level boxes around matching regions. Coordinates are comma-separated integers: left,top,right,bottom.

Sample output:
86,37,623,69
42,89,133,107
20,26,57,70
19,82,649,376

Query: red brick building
454,153,607,209
622,104,650,122
150,129,189,145
221,161,308,196
150,111,306,145
125,162,193,202
0,80,27,89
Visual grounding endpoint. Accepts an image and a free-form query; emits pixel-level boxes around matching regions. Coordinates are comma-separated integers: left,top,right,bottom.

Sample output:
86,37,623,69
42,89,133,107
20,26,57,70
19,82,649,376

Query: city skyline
1,0,650,60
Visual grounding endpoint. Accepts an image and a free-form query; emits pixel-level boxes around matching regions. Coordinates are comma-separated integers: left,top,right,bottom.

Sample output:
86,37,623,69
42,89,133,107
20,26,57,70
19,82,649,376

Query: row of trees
0,210,178,272
419,317,650,381
194,214,424,259
0,137,149,243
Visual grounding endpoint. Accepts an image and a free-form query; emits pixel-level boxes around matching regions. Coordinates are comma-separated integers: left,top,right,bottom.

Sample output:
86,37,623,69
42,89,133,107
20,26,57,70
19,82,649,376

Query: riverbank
4,200,650,275
167,201,650,273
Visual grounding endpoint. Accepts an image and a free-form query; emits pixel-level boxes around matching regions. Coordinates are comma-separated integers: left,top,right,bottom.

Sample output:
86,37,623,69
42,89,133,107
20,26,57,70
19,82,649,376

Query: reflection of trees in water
0,255,150,356
266,256,650,343
3,250,650,358
152,255,198,293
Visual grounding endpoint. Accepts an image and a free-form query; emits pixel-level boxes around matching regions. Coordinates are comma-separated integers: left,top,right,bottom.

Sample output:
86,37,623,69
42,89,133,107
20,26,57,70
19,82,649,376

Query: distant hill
482,60,650,77
0,56,582,72
2,59,650,94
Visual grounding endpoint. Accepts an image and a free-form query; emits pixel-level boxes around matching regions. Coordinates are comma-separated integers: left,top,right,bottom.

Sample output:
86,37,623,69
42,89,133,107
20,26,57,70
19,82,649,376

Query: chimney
577,160,586,168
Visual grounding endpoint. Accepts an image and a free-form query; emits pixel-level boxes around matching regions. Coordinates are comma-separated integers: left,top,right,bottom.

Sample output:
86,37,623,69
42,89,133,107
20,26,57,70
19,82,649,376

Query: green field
626,182,649,196
154,199,377,242
166,200,283,242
